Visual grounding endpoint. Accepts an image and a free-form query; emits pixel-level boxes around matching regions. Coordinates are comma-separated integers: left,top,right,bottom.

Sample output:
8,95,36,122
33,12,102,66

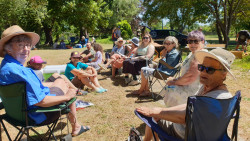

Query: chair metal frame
148,51,182,99
0,82,76,141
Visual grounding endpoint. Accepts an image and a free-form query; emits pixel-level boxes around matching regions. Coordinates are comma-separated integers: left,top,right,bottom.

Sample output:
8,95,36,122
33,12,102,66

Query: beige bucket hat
115,37,126,45
195,48,236,79
0,25,40,57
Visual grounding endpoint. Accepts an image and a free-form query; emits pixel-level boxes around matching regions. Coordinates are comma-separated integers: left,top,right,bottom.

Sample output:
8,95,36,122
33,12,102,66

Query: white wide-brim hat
115,37,126,45
195,48,236,79
0,25,40,57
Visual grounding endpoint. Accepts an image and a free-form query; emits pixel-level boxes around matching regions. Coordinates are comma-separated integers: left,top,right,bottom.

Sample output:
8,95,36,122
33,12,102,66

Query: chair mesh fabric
0,82,28,124
135,91,241,141
185,91,241,141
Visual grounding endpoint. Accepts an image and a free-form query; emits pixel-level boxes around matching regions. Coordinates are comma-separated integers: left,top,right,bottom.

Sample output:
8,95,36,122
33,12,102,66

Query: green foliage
143,0,209,32
109,0,140,27
117,20,132,39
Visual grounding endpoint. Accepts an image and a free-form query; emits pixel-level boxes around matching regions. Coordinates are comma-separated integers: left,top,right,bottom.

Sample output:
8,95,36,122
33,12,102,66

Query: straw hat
115,37,126,45
0,25,40,57
195,48,236,79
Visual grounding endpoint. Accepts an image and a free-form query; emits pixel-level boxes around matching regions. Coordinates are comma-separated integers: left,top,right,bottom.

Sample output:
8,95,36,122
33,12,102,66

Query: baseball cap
71,51,81,58
29,56,47,64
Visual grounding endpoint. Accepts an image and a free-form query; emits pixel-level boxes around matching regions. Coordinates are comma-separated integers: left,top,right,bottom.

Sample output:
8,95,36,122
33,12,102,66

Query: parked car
149,29,188,46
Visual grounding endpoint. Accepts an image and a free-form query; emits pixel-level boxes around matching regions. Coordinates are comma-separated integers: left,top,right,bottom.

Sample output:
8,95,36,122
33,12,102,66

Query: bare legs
44,73,85,134
133,70,150,95
143,125,159,141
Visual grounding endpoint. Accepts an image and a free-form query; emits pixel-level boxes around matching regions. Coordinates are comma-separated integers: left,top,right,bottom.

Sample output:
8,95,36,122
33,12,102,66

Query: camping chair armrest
159,59,175,70
29,97,77,113
174,63,182,69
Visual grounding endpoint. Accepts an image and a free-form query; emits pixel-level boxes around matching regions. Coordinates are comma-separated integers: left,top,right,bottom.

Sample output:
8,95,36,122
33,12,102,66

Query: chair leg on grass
0,120,12,141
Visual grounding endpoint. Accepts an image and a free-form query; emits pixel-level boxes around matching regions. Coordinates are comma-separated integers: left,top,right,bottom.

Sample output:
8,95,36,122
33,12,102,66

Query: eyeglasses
198,64,225,74
143,37,149,40
163,42,173,45
15,43,32,50
188,39,200,44
118,41,123,43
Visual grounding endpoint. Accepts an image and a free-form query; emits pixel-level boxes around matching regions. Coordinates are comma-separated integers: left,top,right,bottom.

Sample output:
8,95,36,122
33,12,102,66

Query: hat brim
0,32,40,57
115,40,126,45
195,50,235,79
130,39,139,47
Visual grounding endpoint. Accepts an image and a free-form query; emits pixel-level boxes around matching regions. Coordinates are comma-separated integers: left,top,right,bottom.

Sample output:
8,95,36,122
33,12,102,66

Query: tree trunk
43,25,53,45
215,22,223,43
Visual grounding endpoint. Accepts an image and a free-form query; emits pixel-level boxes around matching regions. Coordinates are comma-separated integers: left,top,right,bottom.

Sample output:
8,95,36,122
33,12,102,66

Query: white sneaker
98,64,108,71
128,80,140,86
125,77,131,84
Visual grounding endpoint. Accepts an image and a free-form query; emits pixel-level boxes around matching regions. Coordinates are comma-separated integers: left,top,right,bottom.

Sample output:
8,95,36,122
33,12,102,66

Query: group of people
0,25,238,140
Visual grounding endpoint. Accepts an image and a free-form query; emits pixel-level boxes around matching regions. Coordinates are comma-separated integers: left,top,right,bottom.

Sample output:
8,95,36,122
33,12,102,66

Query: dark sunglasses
143,37,149,39
72,57,80,59
198,64,225,74
188,39,200,44
163,42,173,45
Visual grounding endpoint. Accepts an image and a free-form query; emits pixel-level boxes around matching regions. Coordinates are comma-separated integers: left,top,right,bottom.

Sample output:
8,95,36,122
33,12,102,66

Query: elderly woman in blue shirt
0,25,89,137
132,36,180,97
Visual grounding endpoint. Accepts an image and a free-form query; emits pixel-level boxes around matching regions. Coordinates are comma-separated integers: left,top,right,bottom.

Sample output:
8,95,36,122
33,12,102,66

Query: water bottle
130,53,133,58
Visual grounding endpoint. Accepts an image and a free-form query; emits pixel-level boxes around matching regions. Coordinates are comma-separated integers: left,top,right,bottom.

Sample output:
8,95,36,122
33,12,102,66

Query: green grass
232,55,250,70
43,73,53,80
96,37,113,44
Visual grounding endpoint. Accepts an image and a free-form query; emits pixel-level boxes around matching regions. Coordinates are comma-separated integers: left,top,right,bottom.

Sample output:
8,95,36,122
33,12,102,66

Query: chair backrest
154,51,182,79
0,82,28,123
185,91,241,141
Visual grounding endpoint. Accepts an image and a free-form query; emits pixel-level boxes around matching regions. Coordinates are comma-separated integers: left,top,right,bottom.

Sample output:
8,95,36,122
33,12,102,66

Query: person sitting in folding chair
0,25,90,137
163,30,206,107
132,36,180,97
123,33,155,86
136,48,236,141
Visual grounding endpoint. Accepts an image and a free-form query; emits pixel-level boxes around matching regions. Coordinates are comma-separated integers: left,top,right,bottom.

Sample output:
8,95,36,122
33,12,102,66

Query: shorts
141,66,155,78
237,40,247,46
71,76,84,89
38,111,60,125
157,120,183,139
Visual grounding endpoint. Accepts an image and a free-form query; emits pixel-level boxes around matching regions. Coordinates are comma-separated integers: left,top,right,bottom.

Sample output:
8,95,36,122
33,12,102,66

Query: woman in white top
163,30,206,107
123,33,155,85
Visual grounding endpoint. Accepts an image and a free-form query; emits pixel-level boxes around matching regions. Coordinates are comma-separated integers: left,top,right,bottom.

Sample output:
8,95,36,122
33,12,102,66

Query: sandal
77,89,88,96
128,127,142,141
139,92,151,97
131,90,142,95
72,125,90,137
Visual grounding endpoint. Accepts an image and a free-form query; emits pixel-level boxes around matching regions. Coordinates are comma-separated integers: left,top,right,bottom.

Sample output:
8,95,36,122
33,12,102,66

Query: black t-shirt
238,30,250,42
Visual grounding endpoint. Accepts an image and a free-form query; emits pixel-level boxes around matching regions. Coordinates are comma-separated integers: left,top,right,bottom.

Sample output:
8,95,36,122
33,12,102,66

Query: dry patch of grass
0,44,249,140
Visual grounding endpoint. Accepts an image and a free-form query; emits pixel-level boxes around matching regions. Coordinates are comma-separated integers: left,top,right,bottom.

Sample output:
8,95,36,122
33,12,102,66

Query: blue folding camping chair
135,90,241,141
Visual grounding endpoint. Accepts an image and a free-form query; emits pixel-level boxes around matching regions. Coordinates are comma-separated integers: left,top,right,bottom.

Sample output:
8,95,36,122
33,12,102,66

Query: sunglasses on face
72,57,80,59
163,42,173,45
198,64,225,74
188,39,200,44
143,37,149,40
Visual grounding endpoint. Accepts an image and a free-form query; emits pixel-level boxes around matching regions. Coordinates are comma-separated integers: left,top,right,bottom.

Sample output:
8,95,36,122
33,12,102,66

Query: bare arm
136,104,187,124
85,66,97,76
71,68,94,77
167,59,200,86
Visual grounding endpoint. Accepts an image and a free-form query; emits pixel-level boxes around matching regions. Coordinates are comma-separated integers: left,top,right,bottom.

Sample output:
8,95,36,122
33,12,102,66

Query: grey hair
164,36,179,49
188,30,205,41
3,34,32,53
